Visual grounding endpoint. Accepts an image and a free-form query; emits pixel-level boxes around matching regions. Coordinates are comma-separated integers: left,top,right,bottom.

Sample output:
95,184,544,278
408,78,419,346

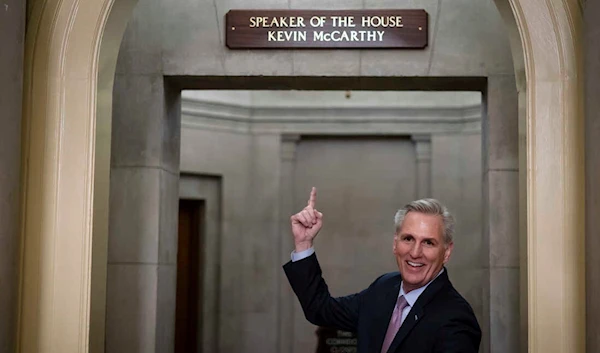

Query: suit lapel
386,303,424,353
373,280,401,352
386,269,451,353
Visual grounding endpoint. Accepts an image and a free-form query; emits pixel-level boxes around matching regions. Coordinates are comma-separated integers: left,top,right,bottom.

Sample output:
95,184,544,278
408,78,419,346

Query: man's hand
291,187,323,252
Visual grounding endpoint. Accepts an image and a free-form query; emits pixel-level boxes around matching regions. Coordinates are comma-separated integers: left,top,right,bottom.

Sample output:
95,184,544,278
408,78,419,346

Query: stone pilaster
412,134,432,199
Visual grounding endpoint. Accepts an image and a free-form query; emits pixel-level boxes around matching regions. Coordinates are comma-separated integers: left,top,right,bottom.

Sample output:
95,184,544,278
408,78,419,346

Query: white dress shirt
397,268,443,324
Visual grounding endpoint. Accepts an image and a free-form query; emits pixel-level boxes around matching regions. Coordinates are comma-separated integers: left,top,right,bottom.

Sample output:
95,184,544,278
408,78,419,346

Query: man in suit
283,187,481,353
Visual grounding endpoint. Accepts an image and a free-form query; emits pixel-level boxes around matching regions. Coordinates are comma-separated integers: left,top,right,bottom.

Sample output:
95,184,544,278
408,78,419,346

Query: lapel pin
415,314,418,320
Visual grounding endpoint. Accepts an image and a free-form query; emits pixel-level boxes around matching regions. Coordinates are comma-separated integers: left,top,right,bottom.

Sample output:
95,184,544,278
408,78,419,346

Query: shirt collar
398,268,445,308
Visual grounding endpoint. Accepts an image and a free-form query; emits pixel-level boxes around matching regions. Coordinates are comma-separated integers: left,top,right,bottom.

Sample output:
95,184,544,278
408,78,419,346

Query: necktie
380,295,409,353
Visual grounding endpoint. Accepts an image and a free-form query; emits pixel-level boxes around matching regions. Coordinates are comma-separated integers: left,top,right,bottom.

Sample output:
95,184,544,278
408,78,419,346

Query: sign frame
225,9,428,49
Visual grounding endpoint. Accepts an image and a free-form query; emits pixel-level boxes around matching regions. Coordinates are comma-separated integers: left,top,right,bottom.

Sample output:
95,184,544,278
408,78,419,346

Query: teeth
408,261,424,267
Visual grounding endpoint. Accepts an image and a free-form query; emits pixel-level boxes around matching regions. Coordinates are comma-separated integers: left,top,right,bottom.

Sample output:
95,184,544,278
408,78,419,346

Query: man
283,187,481,353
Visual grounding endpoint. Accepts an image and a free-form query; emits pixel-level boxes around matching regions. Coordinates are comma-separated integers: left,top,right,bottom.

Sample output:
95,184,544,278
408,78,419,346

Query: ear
443,242,454,264
393,234,398,253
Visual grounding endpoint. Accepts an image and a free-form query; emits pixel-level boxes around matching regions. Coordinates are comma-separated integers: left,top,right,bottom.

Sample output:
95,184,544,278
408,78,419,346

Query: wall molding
181,96,482,135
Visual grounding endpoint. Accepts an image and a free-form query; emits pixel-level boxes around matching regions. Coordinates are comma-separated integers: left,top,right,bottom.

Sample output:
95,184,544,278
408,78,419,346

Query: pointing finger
307,187,317,209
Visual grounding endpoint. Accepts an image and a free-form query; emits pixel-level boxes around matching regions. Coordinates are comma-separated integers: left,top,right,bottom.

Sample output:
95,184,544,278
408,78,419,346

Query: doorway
175,199,205,353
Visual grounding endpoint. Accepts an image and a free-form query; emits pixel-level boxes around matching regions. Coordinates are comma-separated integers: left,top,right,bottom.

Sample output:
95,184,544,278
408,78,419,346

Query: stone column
483,75,520,353
278,135,300,353
0,1,24,352
412,134,432,199
106,6,181,351
107,74,181,353
584,2,600,352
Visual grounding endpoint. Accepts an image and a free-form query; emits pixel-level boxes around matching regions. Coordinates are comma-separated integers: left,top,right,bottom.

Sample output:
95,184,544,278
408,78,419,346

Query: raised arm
285,187,361,331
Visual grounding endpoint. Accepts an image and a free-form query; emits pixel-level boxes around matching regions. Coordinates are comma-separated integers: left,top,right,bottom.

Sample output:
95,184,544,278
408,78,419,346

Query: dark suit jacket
283,253,481,353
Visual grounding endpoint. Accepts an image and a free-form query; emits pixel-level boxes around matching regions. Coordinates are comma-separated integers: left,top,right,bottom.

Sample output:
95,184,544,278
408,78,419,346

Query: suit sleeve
283,253,363,332
433,307,481,353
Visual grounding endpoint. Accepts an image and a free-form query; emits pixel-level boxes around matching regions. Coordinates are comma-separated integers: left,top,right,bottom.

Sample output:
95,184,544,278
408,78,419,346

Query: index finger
307,187,317,208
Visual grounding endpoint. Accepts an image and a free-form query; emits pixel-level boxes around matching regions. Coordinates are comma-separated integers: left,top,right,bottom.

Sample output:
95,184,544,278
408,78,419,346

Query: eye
424,239,435,246
401,235,414,242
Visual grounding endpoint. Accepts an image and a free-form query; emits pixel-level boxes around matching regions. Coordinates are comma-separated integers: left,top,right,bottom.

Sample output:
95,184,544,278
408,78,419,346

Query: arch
18,1,584,353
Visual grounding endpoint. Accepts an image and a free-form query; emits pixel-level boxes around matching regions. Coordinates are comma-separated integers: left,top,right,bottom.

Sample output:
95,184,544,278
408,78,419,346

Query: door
175,199,205,353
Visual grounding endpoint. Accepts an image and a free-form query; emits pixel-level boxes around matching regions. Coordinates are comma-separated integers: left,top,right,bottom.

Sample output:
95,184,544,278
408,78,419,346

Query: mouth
406,261,425,268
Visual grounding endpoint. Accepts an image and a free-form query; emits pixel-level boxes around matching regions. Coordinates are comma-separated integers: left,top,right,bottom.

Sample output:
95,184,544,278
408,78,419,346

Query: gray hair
393,198,455,244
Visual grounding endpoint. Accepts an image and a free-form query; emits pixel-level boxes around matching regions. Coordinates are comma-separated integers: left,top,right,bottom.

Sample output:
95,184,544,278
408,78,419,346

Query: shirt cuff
291,247,315,262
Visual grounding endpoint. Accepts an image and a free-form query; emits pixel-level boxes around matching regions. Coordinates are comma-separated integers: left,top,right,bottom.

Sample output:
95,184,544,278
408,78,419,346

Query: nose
410,242,423,258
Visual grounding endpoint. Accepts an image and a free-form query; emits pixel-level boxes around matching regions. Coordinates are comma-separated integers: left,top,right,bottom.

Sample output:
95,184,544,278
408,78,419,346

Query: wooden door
175,199,205,353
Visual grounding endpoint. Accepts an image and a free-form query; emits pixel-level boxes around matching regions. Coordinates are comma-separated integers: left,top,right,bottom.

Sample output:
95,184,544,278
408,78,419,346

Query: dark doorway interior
175,199,205,353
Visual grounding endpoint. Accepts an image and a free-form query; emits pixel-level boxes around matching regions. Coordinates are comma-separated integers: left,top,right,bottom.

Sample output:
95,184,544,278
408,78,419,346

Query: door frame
17,0,585,352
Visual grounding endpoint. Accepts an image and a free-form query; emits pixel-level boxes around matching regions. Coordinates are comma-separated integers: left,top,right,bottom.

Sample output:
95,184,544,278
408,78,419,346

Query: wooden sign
226,10,428,49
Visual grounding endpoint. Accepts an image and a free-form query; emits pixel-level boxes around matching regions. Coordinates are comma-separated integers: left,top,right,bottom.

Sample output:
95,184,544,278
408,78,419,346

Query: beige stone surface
105,264,158,353
484,75,519,171
487,171,519,268
108,168,161,263
293,50,361,76
429,0,513,76
115,0,163,75
111,74,166,169
432,134,483,270
155,265,177,353
159,170,179,264
489,268,520,353
360,0,439,76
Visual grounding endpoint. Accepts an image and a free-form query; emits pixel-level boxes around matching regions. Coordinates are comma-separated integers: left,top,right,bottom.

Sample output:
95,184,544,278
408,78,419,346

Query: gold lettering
268,30,307,42
311,30,383,42
249,17,258,28
362,15,404,28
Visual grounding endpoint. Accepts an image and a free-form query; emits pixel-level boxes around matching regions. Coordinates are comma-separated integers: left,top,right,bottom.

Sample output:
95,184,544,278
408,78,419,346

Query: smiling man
283,188,481,353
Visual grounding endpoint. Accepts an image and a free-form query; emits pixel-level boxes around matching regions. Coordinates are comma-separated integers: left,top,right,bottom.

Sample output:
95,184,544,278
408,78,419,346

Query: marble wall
0,1,24,352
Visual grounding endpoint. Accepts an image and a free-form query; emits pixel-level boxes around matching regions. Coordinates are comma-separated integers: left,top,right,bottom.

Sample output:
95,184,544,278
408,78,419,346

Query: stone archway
18,1,584,353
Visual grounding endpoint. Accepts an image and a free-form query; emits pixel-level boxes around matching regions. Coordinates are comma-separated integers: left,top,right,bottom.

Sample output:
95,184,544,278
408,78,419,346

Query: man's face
393,212,453,293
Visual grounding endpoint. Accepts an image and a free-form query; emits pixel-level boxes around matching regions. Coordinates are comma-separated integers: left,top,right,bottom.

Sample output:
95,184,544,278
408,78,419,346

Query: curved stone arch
17,1,585,353
508,0,585,352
